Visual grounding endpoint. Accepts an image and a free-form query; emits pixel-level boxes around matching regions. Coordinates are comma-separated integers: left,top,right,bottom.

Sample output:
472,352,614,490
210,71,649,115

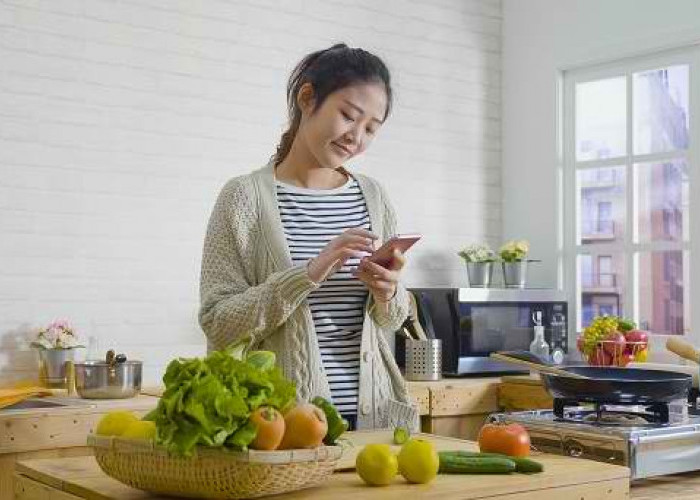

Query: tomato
249,406,285,450
478,423,531,457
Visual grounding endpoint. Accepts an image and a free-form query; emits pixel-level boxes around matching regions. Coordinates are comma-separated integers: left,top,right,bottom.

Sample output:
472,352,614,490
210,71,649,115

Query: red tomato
478,423,531,457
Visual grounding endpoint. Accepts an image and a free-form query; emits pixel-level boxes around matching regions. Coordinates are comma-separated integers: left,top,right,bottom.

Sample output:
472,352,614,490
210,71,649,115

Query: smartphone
368,233,422,268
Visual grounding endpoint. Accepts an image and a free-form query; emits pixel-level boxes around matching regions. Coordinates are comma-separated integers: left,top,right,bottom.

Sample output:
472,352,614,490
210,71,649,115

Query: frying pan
492,351,692,404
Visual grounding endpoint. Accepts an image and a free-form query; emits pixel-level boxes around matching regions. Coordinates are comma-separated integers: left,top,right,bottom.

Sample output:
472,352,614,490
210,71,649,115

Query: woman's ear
297,82,316,115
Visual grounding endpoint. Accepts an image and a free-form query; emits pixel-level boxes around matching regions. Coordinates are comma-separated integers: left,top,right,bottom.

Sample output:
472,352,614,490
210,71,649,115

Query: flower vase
38,348,76,387
502,260,528,288
466,262,493,288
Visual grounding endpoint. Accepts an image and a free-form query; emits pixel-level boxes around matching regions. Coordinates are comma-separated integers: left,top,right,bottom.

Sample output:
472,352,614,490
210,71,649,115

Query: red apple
602,331,626,357
624,329,649,344
624,329,649,352
588,345,612,366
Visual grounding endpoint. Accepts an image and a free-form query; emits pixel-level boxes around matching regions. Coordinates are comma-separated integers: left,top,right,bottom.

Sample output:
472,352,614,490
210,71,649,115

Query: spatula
490,351,589,380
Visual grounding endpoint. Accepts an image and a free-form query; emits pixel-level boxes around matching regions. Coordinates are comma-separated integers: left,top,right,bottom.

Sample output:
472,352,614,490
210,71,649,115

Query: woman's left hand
353,248,406,303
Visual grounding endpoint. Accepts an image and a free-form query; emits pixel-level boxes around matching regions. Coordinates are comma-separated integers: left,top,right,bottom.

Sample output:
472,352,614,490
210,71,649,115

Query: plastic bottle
530,311,550,362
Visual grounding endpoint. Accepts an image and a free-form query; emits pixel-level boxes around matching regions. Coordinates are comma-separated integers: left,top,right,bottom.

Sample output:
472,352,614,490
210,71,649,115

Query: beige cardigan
198,162,416,430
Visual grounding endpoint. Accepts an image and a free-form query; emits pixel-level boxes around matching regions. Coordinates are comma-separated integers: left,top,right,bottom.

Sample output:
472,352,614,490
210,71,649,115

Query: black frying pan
493,351,692,404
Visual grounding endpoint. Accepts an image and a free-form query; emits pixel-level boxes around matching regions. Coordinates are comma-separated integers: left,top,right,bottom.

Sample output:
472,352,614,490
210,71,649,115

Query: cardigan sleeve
198,179,319,350
368,181,411,331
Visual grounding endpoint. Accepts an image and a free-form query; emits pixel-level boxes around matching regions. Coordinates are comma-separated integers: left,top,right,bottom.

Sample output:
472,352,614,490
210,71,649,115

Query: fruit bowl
579,339,649,367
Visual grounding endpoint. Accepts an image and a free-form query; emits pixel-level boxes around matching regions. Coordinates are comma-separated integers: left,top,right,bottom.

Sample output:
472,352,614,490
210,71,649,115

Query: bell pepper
311,396,349,445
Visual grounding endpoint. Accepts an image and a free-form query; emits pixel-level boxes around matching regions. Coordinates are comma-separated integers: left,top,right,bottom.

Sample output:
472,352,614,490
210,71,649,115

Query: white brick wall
0,0,501,385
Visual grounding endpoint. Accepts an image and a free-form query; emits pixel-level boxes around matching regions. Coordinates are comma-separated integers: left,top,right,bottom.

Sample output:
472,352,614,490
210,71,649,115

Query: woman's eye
366,127,376,136
341,111,354,122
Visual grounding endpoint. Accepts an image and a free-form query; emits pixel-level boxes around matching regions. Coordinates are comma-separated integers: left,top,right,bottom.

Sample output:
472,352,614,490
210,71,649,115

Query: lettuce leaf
150,348,296,456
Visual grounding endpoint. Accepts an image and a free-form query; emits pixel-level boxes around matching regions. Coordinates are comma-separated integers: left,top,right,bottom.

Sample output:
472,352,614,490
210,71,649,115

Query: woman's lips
332,142,352,156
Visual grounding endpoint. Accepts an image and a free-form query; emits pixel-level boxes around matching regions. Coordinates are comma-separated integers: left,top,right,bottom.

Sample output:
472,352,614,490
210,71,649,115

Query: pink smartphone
368,233,422,268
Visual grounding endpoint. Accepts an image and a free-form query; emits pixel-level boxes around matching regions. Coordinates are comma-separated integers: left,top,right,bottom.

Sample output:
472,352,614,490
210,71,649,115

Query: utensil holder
405,339,442,381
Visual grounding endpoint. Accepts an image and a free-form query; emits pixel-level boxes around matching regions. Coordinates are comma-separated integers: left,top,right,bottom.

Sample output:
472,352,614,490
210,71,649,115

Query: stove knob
564,439,584,458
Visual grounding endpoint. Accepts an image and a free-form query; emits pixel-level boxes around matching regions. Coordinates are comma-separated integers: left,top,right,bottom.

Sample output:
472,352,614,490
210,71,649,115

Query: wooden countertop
16,456,700,499
406,376,503,417
14,430,632,500
0,394,159,455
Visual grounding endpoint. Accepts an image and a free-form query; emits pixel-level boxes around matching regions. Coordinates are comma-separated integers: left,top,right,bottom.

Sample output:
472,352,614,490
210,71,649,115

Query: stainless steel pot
74,352,142,399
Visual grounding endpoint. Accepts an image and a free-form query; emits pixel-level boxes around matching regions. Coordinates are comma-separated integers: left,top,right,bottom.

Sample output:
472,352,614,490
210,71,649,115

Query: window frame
561,46,700,361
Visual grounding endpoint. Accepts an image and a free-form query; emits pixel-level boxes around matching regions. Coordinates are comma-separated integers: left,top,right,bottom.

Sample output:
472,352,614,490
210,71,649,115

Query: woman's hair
274,43,392,166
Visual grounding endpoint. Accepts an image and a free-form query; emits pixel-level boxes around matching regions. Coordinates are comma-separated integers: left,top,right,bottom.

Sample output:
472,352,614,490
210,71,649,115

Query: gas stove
495,396,700,480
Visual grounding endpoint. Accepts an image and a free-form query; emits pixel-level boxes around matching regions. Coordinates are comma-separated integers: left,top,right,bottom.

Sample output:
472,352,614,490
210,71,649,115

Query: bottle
530,311,550,362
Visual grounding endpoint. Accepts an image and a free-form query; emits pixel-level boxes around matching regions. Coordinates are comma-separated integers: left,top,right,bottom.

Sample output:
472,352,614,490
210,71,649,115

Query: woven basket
88,435,343,499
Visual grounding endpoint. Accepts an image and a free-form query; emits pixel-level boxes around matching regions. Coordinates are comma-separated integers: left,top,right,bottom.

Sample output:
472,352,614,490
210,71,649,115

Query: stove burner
553,398,670,425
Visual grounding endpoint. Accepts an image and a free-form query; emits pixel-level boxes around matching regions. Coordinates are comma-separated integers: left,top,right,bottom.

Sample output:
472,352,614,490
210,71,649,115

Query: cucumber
439,451,544,474
438,454,516,474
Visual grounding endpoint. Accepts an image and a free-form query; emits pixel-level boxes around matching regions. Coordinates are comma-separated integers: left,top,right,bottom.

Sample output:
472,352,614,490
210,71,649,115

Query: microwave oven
395,288,569,376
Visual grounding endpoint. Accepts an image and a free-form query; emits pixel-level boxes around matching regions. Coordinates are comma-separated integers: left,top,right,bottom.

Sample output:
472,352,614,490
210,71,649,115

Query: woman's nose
342,128,363,147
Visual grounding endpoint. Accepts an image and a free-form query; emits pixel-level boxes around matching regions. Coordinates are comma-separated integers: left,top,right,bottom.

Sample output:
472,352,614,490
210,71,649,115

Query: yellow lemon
121,420,156,440
96,411,138,436
397,439,439,484
634,348,649,362
356,444,398,486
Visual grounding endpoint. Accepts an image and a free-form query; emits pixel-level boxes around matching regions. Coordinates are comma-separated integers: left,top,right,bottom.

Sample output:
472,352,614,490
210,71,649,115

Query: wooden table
407,377,502,439
0,393,158,500
14,430,632,500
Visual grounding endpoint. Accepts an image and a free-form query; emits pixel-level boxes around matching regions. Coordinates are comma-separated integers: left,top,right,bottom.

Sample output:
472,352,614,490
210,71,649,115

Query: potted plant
458,243,496,288
31,320,84,387
499,240,530,288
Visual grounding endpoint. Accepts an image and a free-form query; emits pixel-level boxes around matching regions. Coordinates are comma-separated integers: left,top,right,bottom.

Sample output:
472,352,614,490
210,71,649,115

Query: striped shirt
276,176,370,416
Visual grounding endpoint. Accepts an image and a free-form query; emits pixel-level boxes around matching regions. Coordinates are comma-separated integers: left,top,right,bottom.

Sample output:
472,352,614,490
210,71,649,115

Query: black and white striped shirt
276,176,370,416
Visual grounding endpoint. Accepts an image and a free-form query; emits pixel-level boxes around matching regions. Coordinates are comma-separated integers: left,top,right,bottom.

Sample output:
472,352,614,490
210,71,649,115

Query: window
598,255,613,287
563,47,698,343
597,201,613,234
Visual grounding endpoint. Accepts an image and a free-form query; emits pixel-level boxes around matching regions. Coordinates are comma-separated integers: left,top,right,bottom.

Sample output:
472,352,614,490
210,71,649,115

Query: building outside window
562,47,697,349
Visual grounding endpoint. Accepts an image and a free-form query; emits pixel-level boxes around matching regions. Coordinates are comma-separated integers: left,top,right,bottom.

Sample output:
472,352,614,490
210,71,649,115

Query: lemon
96,411,139,436
356,444,398,486
397,439,439,484
634,348,649,362
121,420,156,440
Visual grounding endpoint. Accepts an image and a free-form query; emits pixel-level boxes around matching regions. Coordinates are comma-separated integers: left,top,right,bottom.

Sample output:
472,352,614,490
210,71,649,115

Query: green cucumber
439,451,544,474
438,454,516,474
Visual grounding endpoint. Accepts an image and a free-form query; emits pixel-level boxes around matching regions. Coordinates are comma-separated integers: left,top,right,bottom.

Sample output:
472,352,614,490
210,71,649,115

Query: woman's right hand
306,228,377,283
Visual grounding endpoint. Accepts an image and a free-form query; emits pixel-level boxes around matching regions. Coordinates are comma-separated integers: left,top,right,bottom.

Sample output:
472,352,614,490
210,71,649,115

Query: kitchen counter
0,392,158,500
14,430,631,499
16,455,700,499
406,376,505,439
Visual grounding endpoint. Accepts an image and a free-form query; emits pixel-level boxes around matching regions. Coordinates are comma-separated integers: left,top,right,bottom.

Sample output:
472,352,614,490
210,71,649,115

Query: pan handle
666,337,700,365
490,351,588,379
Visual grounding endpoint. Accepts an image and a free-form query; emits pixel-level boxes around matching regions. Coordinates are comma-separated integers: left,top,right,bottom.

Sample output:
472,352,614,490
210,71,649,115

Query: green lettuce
149,342,295,456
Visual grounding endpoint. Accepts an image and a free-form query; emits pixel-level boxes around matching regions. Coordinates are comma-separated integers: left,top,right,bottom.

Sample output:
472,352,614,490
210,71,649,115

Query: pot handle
666,337,700,365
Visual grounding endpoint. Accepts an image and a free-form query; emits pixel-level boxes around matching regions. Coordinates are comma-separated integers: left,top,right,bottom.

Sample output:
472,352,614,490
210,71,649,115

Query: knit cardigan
198,162,415,430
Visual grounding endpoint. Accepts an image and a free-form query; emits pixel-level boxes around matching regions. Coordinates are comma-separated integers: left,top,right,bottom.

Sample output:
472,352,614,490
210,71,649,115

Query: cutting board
335,430,479,470
15,435,632,500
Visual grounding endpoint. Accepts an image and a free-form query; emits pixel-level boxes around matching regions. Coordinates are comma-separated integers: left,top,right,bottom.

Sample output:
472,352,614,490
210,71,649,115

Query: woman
199,43,416,430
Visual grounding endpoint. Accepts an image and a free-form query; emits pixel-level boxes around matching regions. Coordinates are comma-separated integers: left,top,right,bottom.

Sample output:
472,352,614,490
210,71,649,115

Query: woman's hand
353,248,406,303
306,228,377,283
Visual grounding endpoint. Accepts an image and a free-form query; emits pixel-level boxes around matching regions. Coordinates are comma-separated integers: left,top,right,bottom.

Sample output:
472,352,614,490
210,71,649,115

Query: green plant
499,240,529,262
458,243,496,263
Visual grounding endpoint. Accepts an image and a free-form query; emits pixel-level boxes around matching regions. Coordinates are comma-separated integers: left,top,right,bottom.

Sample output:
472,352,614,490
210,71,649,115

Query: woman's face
298,82,388,169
